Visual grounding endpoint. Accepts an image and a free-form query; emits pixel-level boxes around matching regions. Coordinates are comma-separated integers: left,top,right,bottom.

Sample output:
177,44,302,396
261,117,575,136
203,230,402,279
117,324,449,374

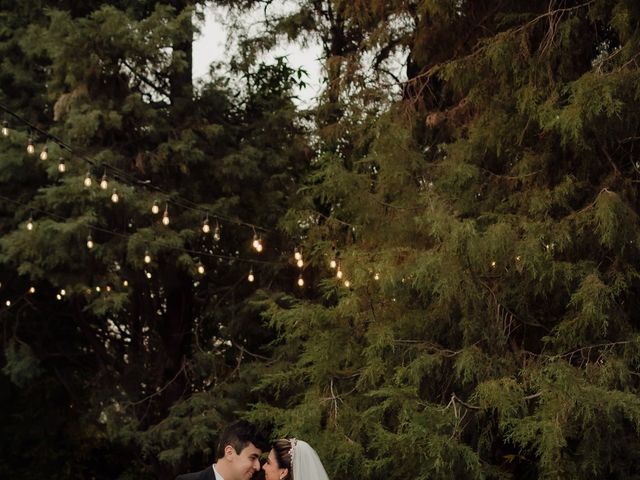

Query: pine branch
547,340,636,361
121,60,171,99
124,358,188,407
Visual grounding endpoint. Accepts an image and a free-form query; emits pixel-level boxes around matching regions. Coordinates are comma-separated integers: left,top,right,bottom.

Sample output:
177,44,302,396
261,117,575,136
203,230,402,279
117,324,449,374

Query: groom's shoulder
175,467,213,480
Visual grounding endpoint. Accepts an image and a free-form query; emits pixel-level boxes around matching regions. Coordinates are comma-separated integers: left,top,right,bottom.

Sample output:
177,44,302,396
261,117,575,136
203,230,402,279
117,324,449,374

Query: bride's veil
290,439,329,480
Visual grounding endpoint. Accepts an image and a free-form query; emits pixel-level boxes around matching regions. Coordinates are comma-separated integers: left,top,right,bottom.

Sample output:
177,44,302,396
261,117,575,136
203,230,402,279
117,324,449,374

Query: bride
262,438,329,480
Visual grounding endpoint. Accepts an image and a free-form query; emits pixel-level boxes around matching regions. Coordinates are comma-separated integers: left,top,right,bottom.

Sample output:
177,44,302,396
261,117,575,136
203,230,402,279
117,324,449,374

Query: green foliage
4,1,640,479
0,1,308,478
2,338,42,387
245,1,640,479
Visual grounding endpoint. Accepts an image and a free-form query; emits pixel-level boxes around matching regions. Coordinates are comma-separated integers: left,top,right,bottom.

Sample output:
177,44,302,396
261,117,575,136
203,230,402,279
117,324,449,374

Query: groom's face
227,442,262,480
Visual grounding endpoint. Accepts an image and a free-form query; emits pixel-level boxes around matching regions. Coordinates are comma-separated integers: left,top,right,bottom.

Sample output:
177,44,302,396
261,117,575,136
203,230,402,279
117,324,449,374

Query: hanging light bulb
111,188,119,203
144,250,151,264
297,275,304,287
162,205,170,225
84,171,92,187
197,262,205,275
57,158,66,173
86,235,94,249
1,121,9,137
26,215,34,231
294,248,302,261
297,258,304,268
151,200,160,214
247,269,255,282
329,259,337,269
39,145,48,160
145,271,152,279
252,233,263,252
213,223,221,241
336,267,343,279
100,172,108,190
202,216,210,233
26,137,35,155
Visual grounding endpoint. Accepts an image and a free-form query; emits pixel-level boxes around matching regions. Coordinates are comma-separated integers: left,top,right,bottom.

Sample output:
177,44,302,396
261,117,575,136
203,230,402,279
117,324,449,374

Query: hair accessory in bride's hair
288,438,298,467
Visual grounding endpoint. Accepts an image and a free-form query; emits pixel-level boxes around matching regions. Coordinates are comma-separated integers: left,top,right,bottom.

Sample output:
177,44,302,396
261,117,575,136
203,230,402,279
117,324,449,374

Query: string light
196,261,205,275
2,105,265,241
344,280,351,288
145,271,152,279
297,275,304,287
336,266,343,279
515,255,522,262
95,286,101,292
26,215,34,231
162,205,170,225
296,258,304,268
490,260,496,269
144,250,151,264
60,288,66,296
26,137,35,155
105,285,112,292
151,200,160,214
28,286,35,294
252,233,263,252
5,300,10,307
294,248,302,261
122,280,129,287
329,259,337,269
247,269,255,282
1,107,284,287
374,272,380,281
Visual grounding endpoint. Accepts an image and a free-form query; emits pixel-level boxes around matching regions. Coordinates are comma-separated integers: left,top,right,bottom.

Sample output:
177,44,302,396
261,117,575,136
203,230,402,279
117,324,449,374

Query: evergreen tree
246,1,640,479
0,2,308,478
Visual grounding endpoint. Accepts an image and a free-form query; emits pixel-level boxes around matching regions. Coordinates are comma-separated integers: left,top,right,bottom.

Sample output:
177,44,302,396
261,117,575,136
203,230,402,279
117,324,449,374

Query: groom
176,420,267,480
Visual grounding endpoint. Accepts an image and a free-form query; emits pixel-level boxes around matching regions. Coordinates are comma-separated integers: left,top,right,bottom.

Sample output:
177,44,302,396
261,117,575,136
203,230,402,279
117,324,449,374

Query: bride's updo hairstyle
272,439,293,480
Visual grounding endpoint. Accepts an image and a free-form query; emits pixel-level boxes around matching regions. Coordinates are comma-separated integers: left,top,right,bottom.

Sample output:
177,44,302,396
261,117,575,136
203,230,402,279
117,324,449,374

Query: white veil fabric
290,439,330,480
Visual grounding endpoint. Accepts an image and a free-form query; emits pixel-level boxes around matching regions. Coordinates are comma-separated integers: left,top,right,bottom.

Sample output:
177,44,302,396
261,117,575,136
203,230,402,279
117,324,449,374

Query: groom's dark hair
216,420,266,458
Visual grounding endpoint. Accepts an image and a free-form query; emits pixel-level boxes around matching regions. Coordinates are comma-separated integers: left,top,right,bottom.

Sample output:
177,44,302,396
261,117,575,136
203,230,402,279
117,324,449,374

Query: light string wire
0,192,281,266
0,102,325,296
0,101,272,233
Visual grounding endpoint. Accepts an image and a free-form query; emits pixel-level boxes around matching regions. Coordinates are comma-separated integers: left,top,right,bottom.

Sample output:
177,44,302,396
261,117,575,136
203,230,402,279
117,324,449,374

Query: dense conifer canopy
1,1,640,479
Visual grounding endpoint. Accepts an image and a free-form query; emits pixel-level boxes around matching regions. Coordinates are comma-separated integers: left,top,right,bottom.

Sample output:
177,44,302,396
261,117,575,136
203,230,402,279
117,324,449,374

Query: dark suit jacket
176,466,215,480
